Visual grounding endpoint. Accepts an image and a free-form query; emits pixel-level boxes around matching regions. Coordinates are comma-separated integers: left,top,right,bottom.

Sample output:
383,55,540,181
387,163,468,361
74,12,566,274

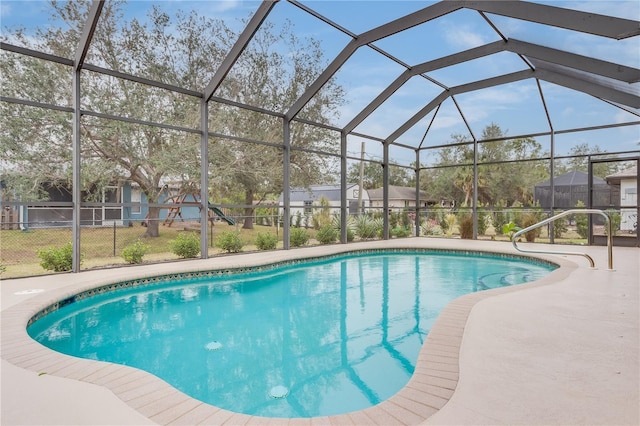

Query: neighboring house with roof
280,184,369,221
367,185,433,212
534,170,613,209
606,165,638,232
1,180,202,229
3,182,134,229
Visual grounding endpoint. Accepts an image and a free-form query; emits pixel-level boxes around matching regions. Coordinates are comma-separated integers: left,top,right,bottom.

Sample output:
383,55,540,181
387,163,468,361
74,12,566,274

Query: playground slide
208,204,236,225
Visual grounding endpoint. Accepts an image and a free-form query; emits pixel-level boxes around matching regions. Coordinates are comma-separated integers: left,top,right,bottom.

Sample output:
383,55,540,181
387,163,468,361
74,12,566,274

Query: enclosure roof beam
285,1,464,120
356,1,464,46
386,70,534,143
463,0,640,40
345,37,639,136
534,68,640,109
506,39,640,83
204,0,279,101
83,64,203,98
343,40,506,134
1,42,73,65
74,0,104,71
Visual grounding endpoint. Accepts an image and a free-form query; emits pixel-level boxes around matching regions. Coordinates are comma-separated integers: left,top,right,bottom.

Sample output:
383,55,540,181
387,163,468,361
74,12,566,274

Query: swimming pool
27,249,556,418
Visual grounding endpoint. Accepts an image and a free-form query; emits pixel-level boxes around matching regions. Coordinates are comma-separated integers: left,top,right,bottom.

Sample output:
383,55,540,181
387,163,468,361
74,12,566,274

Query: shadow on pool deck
1,239,638,425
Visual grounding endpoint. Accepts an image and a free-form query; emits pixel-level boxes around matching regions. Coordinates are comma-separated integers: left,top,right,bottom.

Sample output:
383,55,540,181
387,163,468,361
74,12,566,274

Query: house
606,165,638,232
367,185,433,212
15,183,131,229
3,181,203,229
279,184,369,221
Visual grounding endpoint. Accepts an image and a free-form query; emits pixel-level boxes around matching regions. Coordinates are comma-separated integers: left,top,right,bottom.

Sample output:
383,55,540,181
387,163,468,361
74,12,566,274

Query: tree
1,1,344,234
346,160,413,189
556,143,620,178
421,134,473,206
422,124,547,208
209,20,344,229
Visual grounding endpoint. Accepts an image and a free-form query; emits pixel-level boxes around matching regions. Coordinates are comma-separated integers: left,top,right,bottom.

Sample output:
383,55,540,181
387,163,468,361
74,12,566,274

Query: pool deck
1,239,638,425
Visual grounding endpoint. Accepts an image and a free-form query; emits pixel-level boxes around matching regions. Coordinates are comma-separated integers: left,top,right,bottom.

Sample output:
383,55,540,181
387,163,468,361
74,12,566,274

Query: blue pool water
28,250,555,418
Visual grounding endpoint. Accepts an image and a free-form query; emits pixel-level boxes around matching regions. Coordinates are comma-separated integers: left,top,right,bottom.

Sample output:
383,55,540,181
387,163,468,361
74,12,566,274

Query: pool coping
1,239,576,425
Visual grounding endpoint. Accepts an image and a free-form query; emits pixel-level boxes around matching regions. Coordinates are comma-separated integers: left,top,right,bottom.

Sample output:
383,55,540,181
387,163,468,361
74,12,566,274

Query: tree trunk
143,206,161,237
242,189,254,229
464,182,473,208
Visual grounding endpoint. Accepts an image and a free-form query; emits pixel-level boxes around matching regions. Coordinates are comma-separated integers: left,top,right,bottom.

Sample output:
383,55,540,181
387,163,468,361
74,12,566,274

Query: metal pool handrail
512,209,614,270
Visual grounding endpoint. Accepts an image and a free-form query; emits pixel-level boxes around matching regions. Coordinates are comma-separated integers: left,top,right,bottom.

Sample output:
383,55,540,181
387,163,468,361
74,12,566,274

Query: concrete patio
1,239,638,425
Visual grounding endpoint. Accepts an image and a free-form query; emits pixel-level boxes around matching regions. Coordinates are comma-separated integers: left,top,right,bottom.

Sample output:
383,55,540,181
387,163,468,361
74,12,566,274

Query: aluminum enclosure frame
1,0,639,270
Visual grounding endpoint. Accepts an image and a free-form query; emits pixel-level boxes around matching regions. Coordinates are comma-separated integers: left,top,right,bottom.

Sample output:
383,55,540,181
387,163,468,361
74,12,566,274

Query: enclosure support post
72,70,81,272
70,0,103,272
538,77,555,244
340,132,348,244
415,149,421,237
283,119,291,249
200,99,209,259
382,142,389,240
472,136,478,239
549,129,555,244
587,156,593,244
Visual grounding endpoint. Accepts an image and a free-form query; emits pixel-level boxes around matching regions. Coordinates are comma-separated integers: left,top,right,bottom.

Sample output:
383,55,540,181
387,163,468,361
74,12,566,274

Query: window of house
131,188,141,214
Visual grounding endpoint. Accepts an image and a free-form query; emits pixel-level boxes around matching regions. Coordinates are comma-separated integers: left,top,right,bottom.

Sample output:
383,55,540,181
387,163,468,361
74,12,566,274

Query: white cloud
441,23,488,49
208,0,243,13
562,106,576,117
431,114,463,130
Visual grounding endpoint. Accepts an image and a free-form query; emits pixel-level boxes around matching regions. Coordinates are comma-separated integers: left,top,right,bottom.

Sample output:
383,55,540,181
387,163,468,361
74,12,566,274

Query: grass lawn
0,222,291,278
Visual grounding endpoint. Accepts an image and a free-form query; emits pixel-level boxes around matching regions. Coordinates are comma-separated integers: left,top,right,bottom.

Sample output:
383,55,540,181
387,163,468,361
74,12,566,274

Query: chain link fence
3,207,634,279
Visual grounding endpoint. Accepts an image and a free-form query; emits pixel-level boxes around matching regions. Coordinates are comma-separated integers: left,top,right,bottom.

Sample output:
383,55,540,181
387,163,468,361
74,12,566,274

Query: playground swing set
152,189,236,228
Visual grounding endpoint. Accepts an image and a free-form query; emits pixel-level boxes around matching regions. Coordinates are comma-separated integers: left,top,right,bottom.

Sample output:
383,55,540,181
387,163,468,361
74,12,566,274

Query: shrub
391,227,411,238
493,200,508,231
290,227,309,247
477,208,488,235
355,215,379,239
605,209,621,236
331,214,356,242
400,210,411,228
215,230,244,253
553,215,568,238
170,232,200,258
501,221,521,240
574,201,588,238
521,213,541,242
121,240,149,264
444,213,457,237
311,196,332,230
373,218,384,238
255,232,278,250
389,212,399,229
459,215,474,239
38,242,75,272
316,225,338,244
421,219,443,236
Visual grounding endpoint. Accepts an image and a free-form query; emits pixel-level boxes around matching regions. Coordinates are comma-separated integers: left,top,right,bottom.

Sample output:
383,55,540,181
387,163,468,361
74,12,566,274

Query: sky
1,0,639,166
